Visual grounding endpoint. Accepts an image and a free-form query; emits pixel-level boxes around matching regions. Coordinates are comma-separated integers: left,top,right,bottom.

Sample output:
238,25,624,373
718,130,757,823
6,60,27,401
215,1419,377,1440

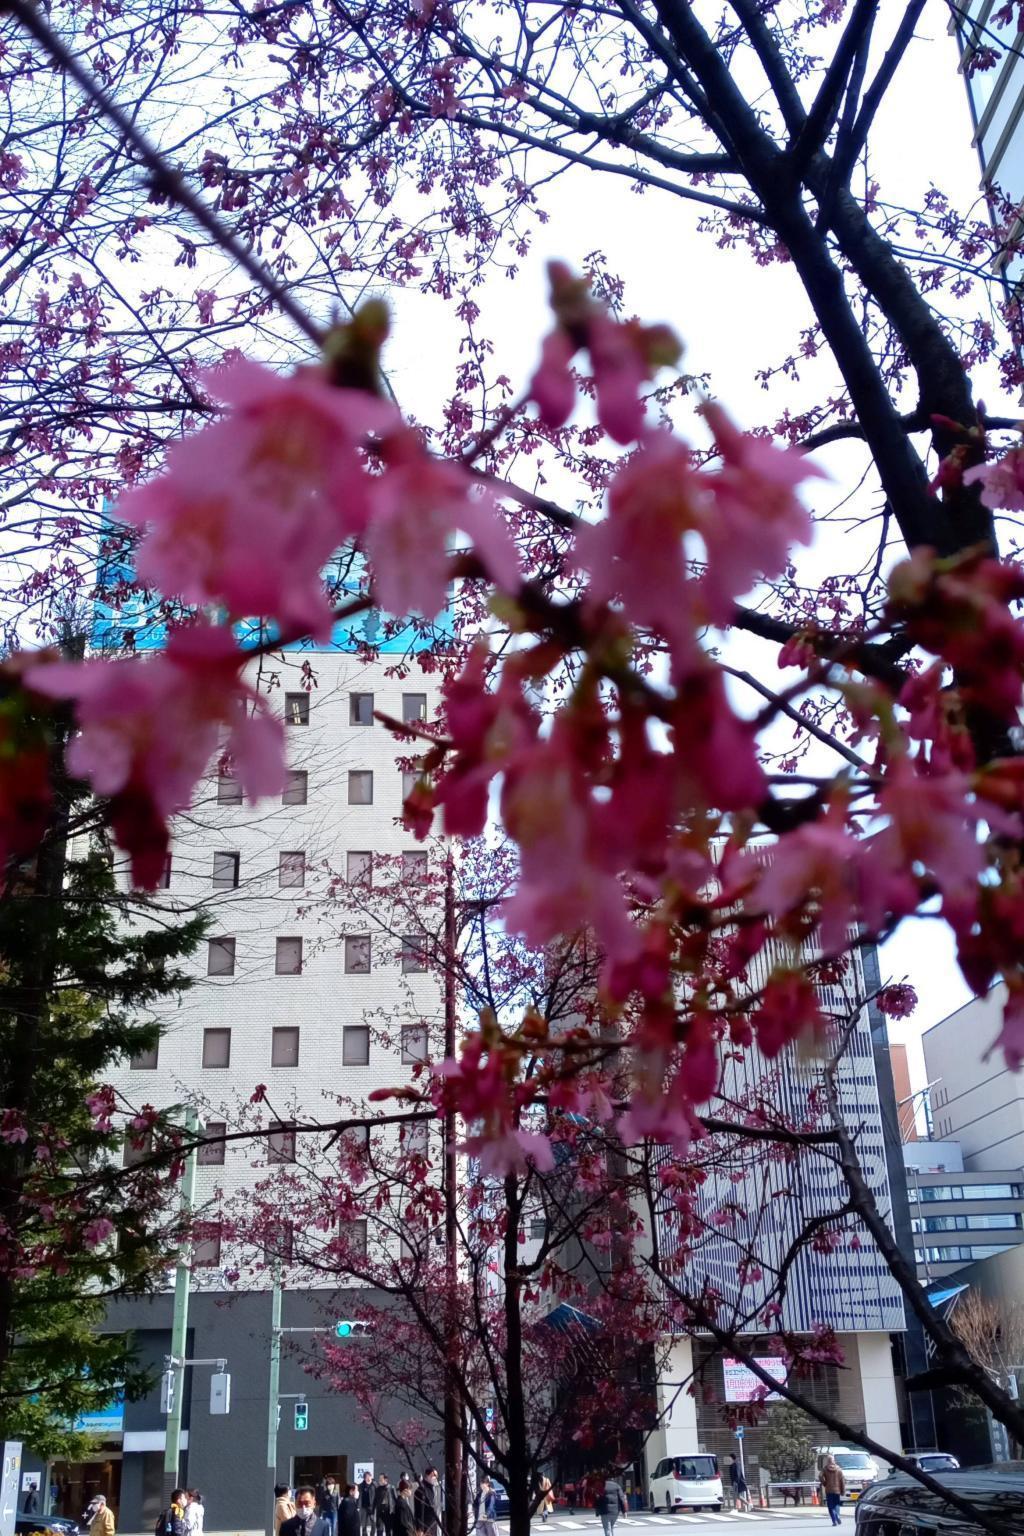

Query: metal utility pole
163,1107,199,1504
442,853,465,1536
265,1262,283,1536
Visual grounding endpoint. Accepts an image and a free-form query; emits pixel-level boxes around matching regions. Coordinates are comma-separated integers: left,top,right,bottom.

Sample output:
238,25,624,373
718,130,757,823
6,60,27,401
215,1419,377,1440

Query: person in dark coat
594,1476,627,1536
373,1476,394,1536
318,1479,341,1536
338,1486,361,1536
358,1475,375,1536
414,1469,442,1536
393,1481,415,1536
281,1488,333,1536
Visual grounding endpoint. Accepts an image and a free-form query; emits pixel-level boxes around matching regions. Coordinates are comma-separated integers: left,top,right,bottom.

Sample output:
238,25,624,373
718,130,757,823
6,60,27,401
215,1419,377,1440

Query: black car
16,1516,81,1536
856,1466,1024,1534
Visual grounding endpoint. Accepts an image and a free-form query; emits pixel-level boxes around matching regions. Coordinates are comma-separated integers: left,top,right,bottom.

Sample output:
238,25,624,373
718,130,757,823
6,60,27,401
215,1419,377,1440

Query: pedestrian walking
537,1477,553,1524
819,1457,845,1528
185,1493,204,1536
23,1488,38,1515
594,1475,626,1536
86,1494,115,1536
414,1468,442,1536
155,1491,188,1536
374,1474,395,1536
318,1477,341,1536
340,1486,361,1536
280,1487,333,1536
727,1456,750,1513
359,1473,375,1536
476,1479,498,1536
393,1481,415,1536
274,1486,296,1536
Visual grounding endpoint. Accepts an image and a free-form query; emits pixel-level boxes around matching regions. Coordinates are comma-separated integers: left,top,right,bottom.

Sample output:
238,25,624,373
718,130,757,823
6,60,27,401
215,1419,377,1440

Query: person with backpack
475,1479,498,1536
594,1475,627,1536
156,1490,188,1536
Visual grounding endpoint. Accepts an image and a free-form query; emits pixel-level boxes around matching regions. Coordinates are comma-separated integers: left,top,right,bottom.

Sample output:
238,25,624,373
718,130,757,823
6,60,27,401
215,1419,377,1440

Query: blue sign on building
71,1395,125,1437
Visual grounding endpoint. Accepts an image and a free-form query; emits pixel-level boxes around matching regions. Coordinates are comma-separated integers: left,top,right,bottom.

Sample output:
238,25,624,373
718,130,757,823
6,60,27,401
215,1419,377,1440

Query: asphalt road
496,1510,842,1534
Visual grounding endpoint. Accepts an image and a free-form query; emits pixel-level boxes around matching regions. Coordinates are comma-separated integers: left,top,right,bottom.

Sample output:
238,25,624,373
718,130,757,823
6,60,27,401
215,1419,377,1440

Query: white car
648,1455,723,1512
815,1446,879,1501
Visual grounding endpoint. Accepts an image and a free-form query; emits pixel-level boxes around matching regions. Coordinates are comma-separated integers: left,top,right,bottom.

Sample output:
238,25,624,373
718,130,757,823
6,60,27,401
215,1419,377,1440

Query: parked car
856,1466,1024,1534
816,1446,880,1501
892,1452,961,1476
16,1516,80,1536
647,1454,723,1512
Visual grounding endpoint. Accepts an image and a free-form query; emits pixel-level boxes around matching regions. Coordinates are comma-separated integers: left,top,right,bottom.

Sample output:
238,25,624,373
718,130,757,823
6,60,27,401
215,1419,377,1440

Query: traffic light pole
163,1107,199,1507
265,1263,283,1536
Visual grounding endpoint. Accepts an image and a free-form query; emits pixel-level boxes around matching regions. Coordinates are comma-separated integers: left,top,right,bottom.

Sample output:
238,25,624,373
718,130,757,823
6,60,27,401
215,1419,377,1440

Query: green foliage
0,840,206,1455
758,1403,818,1482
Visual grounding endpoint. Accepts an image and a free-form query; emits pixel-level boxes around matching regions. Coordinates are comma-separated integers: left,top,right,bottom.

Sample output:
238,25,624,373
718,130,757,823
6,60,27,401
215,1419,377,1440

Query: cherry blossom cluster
10,264,1024,1169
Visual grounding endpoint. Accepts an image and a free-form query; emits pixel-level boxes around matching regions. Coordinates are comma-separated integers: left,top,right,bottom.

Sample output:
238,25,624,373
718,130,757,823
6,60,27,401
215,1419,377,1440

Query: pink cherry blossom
697,403,821,623
83,1217,116,1246
531,329,576,429
746,798,863,955
865,756,982,922
965,444,1024,510
366,430,520,618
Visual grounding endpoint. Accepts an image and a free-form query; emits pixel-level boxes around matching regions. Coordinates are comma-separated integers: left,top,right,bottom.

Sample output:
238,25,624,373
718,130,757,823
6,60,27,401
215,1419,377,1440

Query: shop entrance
292,1456,348,1491
49,1453,123,1523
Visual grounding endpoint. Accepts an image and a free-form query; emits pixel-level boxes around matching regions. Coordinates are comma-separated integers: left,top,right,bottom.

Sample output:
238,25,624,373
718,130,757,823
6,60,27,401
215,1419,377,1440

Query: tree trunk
503,1172,532,1536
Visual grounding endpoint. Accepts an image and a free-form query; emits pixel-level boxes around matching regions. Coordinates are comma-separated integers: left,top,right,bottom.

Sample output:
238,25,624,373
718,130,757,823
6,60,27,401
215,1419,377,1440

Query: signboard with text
722,1358,787,1403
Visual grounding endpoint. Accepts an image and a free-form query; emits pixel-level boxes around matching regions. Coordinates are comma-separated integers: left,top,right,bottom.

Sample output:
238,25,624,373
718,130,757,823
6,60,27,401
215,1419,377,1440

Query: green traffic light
336,1321,352,1337
295,1402,309,1430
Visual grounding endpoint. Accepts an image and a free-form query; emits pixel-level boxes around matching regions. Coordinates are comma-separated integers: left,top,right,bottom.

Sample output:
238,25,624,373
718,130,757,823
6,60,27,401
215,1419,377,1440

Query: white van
648,1454,723,1512
815,1446,880,1501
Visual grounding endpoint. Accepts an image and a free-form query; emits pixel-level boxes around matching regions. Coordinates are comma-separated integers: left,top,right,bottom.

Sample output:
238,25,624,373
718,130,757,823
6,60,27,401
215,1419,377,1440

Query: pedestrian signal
294,1401,309,1431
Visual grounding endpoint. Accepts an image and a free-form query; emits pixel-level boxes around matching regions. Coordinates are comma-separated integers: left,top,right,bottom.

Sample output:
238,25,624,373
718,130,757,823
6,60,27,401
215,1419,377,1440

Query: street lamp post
163,1106,199,1506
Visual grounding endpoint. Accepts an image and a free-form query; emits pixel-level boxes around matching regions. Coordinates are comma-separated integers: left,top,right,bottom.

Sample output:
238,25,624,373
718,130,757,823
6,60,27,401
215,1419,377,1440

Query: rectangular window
402,1022,428,1064
264,1223,294,1266
268,1121,297,1164
348,770,373,805
207,937,236,976
279,851,305,888
275,937,303,976
405,1120,428,1156
159,854,172,889
123,1130,152,1167
130,1042,159,1070
347,851,372,887
529,1218,546,1241
402,933,428,973
402,693,427,724
272,1027,300,1067
217,770,242,805
343,1025,370,1066
212,851,240,889
282,769,308,806
345,935,371,974
202,1028,231,1068
198,1121,227,1167
402,768,423,800
285,692,310,726
402,851,428,884
400,1228,416,1263
349,692,374,726
348,1217,368,1258
193,1228,222,1267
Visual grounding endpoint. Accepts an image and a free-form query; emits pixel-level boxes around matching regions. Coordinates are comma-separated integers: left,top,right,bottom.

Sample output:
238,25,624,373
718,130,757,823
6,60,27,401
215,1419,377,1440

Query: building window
275,937,303,976
212,851,240,889
264,1222,295,1266
130,1041,159,1070
405,1120,428,1156
283,769,308,805
347,851,372,886
343,1025,370,1066
207,937,236,976
268,1121,297,1164
159,854,172,889
193,1227,222,1267
272,1027,300,1067
402,933,428,973
350,692,374,726
123,1129,152,1167
348,771,373,805
345,935,371,974
400,1227,416,1263
285,692,310,726
402,851,428,884
402,1022,428,1064
348,1218,368,1257
198,1121,226,1166
402,693,427,724
217,770,242,805
202,1028,231,1068
401,769,422,802
279,851,305,888
529,1218,546,1241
